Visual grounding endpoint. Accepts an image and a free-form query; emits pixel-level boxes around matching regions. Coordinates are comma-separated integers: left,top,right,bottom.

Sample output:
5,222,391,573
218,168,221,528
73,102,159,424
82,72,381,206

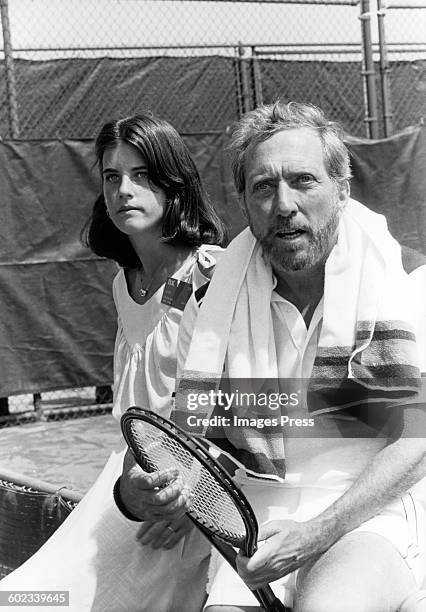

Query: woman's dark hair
83,113,226,267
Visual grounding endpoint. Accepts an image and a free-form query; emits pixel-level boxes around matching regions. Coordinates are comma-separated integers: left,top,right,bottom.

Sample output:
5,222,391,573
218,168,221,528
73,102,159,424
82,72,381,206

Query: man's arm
238,261,426,589
237,406,426,589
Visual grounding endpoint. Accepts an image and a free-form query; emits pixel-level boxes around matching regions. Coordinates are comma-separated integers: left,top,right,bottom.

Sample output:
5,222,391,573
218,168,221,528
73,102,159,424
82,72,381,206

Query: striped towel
309,199,422,414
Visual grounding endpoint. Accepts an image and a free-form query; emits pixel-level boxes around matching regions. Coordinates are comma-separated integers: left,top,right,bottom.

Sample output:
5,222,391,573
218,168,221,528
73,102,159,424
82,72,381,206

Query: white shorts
204,485,426,610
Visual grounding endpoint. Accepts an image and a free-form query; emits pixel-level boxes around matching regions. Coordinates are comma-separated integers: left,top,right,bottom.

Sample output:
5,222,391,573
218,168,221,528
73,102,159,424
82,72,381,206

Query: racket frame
121,406,289,612
121,406,258,551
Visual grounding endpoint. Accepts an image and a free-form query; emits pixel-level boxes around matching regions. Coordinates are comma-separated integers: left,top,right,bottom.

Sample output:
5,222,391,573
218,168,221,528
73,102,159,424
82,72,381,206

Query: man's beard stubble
252,202,342,273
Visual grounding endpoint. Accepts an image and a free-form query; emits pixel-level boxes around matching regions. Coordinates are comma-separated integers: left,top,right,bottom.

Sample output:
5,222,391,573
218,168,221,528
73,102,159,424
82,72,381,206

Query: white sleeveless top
112,245,221,421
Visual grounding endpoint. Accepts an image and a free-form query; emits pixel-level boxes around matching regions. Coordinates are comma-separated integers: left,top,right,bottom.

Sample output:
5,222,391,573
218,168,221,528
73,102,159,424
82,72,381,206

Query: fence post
0,0,19,138
359,0,379,138
238,43,252,115
234,45,244,119
33,393,45,421
251,46,264,108
377,0,393,137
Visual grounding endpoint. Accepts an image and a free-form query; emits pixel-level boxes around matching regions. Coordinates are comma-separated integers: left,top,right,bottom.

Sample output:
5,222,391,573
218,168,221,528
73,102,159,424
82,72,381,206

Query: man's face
243,128,349,275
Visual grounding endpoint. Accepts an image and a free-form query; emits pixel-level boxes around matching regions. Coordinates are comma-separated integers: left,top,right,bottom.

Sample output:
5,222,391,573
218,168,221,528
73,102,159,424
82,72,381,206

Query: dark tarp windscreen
0,140,116,395
1,58,423,139
347,124,426,253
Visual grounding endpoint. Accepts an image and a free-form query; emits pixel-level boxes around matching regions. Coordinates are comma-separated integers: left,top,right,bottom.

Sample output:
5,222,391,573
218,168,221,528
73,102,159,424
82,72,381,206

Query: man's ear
338,179,350,209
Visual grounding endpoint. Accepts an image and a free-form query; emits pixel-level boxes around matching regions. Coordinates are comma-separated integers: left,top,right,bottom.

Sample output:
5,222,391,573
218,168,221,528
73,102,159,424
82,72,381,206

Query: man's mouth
275,228,305,238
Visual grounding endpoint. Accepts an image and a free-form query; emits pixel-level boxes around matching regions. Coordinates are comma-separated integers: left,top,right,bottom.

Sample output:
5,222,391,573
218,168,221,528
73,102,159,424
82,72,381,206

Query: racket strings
128,420,246,545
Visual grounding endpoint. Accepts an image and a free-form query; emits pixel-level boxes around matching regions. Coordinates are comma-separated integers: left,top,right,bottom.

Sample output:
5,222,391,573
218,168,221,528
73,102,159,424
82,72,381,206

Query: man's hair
229,101,352,195
83,113,226,267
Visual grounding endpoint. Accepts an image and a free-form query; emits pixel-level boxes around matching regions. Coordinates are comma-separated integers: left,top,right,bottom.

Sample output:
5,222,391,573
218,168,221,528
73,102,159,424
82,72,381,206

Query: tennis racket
121,406,289,612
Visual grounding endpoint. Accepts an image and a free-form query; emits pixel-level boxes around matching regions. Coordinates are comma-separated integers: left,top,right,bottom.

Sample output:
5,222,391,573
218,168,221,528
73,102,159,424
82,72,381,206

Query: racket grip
254,585,290,612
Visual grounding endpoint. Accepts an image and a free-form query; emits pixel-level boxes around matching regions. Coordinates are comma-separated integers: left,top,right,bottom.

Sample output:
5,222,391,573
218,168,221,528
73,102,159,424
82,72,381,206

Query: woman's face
102,141,167,238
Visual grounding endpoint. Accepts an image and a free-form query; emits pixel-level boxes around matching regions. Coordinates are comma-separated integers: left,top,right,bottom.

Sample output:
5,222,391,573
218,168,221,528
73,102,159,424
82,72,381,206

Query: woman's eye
253,182,272,193
135,171,148,179
104,174,119,183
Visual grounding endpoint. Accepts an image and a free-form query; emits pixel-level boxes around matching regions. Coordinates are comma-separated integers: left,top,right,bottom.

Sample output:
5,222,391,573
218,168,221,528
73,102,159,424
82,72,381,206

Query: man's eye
296,174,315,185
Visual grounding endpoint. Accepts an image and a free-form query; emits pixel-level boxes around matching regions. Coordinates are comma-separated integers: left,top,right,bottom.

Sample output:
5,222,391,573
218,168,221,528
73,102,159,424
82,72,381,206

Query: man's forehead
245,127,325,176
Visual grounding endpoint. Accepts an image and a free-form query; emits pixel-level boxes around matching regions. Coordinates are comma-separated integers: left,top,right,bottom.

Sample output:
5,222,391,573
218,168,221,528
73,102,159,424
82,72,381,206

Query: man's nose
275,182,298,217
119,174,133,197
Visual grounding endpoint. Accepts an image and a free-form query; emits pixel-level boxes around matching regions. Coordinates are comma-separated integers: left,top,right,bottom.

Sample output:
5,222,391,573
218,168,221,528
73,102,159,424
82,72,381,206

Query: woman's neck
129,233,191,277
125,233,193,305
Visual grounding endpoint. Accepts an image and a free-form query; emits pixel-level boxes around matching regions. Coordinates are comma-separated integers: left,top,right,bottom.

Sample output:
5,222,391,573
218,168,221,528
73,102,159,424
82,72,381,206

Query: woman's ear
238,194,248,219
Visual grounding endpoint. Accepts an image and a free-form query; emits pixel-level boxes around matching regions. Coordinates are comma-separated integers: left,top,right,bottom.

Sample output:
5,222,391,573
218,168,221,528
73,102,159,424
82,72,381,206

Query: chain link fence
0,388,112,426
0,0,423,141
0,0,425,418
374,2,426,135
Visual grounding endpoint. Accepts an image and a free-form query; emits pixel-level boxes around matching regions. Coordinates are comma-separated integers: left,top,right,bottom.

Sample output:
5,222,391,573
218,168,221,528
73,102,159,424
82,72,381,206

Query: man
118,101,426,611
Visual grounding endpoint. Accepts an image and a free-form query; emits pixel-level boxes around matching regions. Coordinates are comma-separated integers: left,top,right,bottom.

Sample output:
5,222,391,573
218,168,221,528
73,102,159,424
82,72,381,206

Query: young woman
0,114,225,611
88,114,225,423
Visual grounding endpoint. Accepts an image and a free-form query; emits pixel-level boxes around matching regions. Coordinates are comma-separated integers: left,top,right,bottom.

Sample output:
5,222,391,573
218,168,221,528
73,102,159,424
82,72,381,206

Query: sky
2,0,425,60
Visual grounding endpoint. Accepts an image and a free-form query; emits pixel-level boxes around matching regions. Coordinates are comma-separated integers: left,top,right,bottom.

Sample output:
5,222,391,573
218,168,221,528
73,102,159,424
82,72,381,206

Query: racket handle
189,520,290,611
254,585,290,612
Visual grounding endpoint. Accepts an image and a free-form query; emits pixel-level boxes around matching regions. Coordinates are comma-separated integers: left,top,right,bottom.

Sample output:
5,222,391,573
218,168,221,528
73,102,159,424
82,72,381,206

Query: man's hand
136,515,194,549
236,519,328,589
119,448,192,522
